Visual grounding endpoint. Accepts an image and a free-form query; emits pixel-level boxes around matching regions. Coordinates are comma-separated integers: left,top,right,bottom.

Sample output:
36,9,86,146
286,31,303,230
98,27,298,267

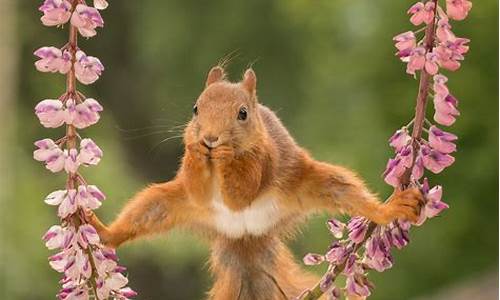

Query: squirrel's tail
208,235,318,300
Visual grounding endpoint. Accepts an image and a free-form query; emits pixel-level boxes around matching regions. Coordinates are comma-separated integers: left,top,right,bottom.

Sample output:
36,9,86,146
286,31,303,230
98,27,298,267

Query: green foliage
6,0,498,299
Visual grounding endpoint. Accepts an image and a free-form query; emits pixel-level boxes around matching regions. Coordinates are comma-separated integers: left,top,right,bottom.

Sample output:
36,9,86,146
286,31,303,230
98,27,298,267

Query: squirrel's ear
242,68,256,94
205,66,225,87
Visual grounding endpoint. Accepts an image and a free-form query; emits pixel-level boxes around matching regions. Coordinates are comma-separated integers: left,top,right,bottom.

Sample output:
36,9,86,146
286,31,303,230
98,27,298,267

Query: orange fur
88,66,422,299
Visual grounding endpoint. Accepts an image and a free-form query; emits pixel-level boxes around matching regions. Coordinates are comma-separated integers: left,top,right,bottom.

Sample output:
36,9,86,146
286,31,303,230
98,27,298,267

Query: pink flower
65,249,92,280
383,157,405,187
76,185,103,210
434,94,460,126
433,74,449,98
416,180,449,224
346,274,372,298
92,249,118,277
105,272,129,290
428,126,457,153
35,99,66,128
45,189,78,218
424,51,439,75
43,225,66,250
118,287,138,299
411,153,424,180
64,148,79,173
435,44,462,71
393,31,416,54
424,185,449,218
389,127,411,151
94,0,109,10
325,242,348,264
58,189,79,218
39,0,72,26
406,47,426,75
364,235,393,272
34,47,71,74
49,251,68,272
66,98,103,129
303,253,325,265
74,51,104,84
326,219,345,238
436,18,455,43
446,0,472,20
70,4,104,37
44,189,67,205
421,145,455,173
347,217,368,243
77,224,100,248
408,2,435,26
78,138,103,165
34,139,66,172
389,222,410,249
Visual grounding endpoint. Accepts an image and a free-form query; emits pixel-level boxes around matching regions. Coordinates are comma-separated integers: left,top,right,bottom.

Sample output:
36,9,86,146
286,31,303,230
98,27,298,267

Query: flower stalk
34,0,136,299
298,0,470,299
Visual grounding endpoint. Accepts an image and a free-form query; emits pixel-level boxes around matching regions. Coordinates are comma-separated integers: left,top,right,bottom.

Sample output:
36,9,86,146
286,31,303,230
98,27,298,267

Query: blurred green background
1,0,498,299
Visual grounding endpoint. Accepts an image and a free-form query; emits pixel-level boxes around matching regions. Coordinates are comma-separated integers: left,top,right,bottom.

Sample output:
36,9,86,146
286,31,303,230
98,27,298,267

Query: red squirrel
87,66,422,300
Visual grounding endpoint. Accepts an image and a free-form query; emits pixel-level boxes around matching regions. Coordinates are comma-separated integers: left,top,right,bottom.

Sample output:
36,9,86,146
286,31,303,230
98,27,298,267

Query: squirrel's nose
203,135,219,148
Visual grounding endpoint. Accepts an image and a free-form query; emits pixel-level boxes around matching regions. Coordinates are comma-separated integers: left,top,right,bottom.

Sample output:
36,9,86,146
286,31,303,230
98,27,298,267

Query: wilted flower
74,50,104,85
39,0,72,26
34,47,71,74
70,4,104,37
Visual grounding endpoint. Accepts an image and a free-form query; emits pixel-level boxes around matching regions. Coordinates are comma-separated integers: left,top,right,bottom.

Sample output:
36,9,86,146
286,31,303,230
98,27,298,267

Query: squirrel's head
184,66,264,152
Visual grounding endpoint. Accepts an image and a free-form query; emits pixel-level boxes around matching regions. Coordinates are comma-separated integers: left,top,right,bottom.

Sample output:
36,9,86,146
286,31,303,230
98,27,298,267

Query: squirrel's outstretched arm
296,159,422,225
87,179,189,248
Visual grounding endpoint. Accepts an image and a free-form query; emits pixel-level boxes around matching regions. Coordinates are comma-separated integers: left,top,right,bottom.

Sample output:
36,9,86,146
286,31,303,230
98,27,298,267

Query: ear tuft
242,68,257,94
205,66,225,87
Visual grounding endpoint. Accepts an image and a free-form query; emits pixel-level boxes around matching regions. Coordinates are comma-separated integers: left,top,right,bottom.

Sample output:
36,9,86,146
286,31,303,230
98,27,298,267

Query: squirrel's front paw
380,188,423,224
187,142,211,161
210,145,234,165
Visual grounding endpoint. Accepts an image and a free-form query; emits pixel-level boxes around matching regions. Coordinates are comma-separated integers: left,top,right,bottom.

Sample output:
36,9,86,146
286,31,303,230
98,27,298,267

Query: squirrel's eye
193,105,198,116
238,107,248,121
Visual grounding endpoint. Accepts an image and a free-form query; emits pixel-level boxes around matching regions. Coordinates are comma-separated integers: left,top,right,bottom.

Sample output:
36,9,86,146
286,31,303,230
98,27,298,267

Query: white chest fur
211,183,282,238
